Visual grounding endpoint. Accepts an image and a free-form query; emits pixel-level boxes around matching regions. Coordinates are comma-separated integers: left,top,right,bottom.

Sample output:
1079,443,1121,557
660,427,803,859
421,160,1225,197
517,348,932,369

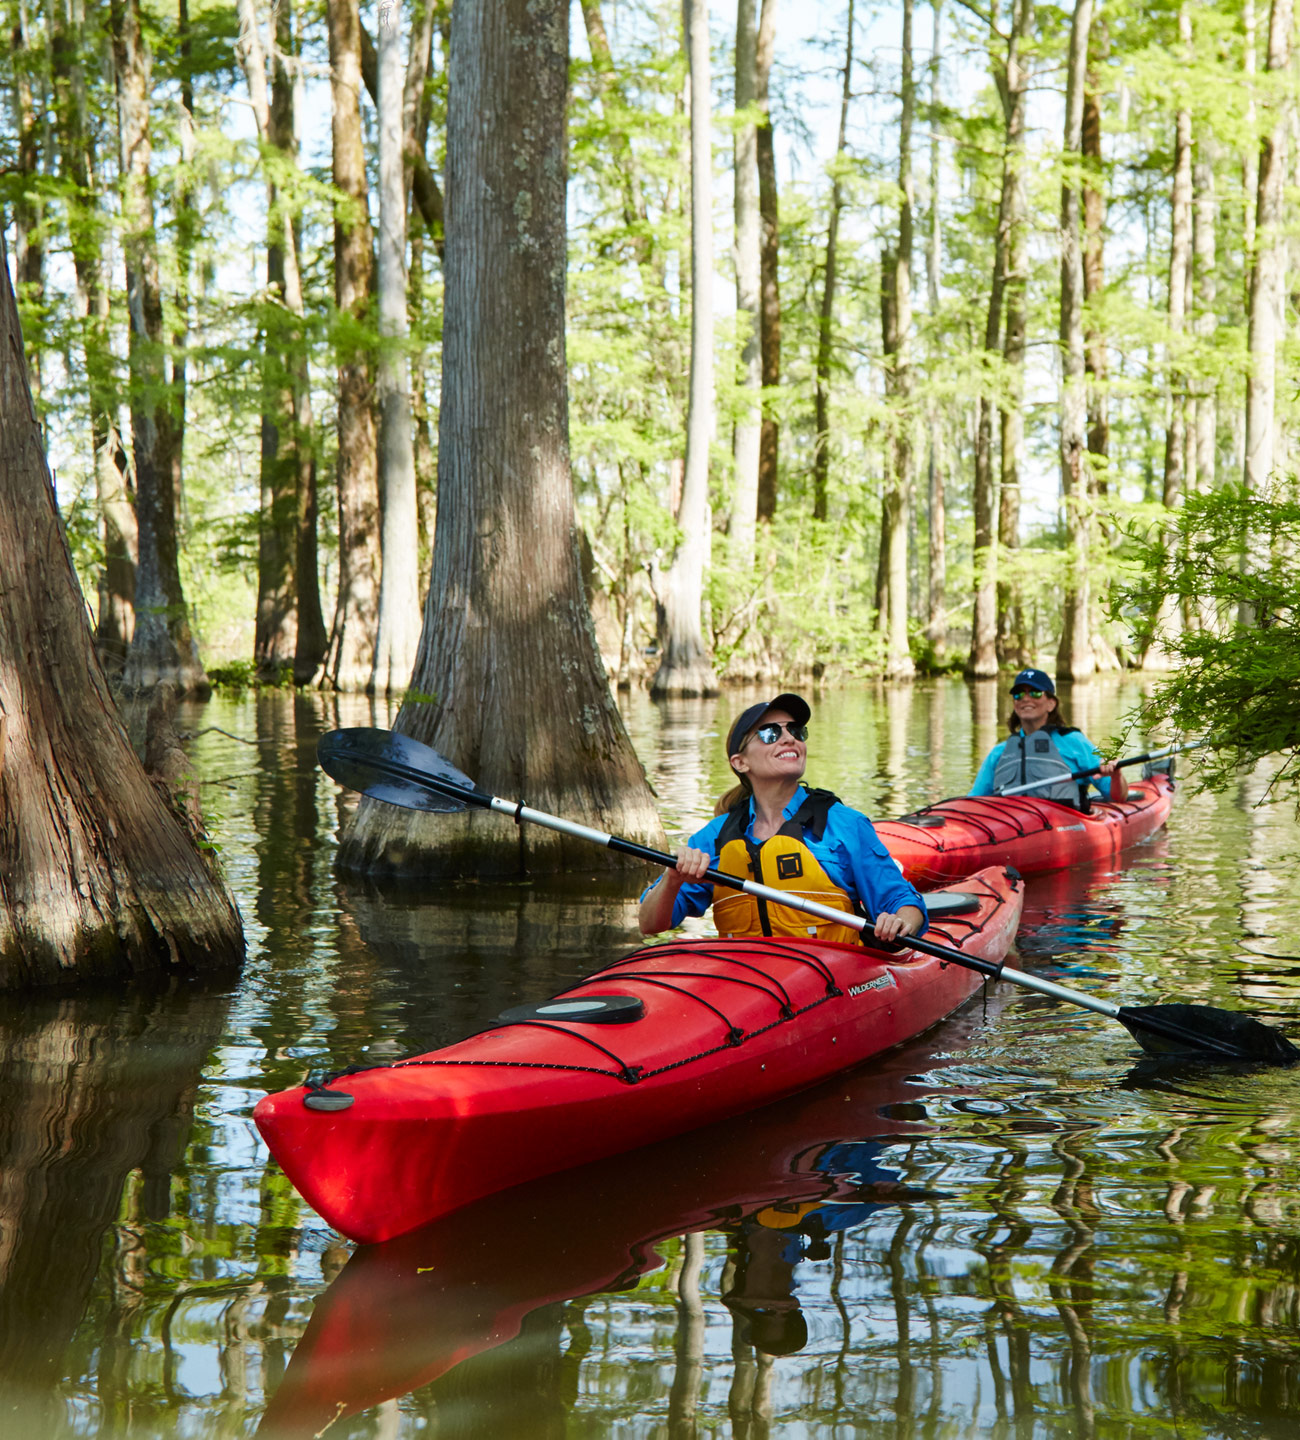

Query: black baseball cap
1009,668,1055,696
726,693,812,758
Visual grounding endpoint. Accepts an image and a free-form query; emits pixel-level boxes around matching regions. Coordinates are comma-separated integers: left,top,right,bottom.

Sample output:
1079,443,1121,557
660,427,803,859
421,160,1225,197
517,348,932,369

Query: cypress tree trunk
338,0,663,878
113,0,208,698
1055,0,1096,681
755,0,780,525
1082,25,1109,474
50,0,137,670
880,0,915,680
321,0,381,693
996,2,1031,670
11,0,44,403
730,0,761,572
1191,148,1217,492
0,248,244,986
968,0,1030,679
924,0,946,655
811,0,854,526
1243,0,1292,495
651,0,718,698
369,3,422,696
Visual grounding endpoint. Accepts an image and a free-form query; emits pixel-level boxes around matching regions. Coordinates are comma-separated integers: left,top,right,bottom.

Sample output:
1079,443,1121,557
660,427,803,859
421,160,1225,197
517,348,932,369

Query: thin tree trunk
1055,0,1095,681
968,0,1030,679
1082,22,1108,476
0,244,244,985
755,0,780,524
731,0,761,571
338,0,663,877
996,11,1030,671
1162,8,1193,513
11,0,44,404
1192,148,1217,492
50,0,137,667
113,0,207,697
651,0,718,696
880,0,915,679
1243,0,1292,496
369,2,422,695
1243,0,1258,294
321,0,380,692
924,0,945,653
812,0,855,525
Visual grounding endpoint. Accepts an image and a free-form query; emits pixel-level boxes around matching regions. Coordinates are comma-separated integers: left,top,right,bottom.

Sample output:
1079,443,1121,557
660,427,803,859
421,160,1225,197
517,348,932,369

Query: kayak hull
255,866,1023,1244
877,773,1175,885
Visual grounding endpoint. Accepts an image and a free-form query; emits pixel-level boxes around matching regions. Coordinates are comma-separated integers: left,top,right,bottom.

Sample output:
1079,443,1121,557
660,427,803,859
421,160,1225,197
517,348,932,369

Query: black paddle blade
1117,1002,1300,1065
316,728,478,814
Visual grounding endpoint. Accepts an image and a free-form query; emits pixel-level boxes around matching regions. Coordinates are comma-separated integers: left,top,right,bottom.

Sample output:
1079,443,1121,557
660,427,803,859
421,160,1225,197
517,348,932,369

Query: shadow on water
2,680,1300,1437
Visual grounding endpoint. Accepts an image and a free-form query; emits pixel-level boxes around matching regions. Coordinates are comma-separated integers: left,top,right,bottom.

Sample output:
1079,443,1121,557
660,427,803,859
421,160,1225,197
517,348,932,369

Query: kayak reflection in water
969,668,1128,809
638,692,927,945
723,1139,935,1357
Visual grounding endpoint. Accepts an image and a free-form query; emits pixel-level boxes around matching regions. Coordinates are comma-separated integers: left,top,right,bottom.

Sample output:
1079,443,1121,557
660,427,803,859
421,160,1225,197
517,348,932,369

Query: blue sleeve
1059,731,1112,797
825,806,929,936
637,812,728,928
969,741,1005,796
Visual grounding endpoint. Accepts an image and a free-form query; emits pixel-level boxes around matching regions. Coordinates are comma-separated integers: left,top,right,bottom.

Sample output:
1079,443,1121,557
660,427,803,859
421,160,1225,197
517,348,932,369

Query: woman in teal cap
639,693,926,944
970,669,1127,807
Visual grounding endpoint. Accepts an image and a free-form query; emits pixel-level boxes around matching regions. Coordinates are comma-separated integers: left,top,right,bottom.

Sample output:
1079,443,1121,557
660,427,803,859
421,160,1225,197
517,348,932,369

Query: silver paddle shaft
998,739,1205,798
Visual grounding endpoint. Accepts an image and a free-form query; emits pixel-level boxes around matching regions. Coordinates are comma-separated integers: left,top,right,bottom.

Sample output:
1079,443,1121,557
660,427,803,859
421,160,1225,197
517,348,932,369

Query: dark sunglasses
1010,688,1047,700
750,721,809,745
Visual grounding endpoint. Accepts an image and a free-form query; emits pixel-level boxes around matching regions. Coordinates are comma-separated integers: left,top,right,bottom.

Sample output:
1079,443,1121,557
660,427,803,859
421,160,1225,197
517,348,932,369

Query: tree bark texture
880,0,915,680
651,0,718,697
321,0,381,694
1056,0,1096,681
369,1,423,696
1243,0,1292,494
338,0,664,878
812,0,854,525
0,251,244,987
112,0,208,698
755,0,780,524
730,0,762,571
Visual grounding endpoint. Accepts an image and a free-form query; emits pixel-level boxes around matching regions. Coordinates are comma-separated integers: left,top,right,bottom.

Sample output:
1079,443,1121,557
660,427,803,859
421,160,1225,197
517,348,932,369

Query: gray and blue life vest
992,727,1081,807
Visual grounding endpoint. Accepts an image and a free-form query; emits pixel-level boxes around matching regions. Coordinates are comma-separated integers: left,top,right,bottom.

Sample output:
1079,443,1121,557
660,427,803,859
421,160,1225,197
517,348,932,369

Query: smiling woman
970,667,1127,807
638,692,927,944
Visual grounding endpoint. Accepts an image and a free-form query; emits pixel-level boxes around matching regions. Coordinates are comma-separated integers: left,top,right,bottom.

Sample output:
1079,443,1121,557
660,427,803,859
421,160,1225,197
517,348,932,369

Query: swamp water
1,677,1298,1439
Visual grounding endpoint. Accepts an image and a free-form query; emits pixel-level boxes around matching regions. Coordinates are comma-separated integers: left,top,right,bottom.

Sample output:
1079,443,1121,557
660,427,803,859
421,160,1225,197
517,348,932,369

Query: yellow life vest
711,790,862,945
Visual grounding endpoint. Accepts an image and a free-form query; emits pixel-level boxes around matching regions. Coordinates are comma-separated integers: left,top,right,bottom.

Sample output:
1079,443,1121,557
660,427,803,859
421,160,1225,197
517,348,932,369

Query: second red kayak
255,865,1023,1244
876,772,1175,886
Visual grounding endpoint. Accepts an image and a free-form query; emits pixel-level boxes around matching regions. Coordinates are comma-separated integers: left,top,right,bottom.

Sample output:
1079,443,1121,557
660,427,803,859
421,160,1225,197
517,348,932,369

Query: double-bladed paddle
997,738,1211,798
317,727,1297,1066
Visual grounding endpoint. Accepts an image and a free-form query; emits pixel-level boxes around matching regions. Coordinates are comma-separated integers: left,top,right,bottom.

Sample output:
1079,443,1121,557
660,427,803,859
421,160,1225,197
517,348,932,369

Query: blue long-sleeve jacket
642,786,927,932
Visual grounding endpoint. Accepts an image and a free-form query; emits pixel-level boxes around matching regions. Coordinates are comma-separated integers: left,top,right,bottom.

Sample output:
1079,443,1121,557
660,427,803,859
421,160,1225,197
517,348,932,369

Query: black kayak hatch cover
497,994,646,1026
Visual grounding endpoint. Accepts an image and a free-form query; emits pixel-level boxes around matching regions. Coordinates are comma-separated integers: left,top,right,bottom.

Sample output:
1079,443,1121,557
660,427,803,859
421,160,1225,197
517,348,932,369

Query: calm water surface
2,679,1299,1439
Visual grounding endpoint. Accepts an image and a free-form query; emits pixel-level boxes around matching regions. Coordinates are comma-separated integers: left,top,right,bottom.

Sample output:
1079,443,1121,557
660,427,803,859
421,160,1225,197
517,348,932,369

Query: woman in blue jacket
970,668,1127,807
639,693,926,944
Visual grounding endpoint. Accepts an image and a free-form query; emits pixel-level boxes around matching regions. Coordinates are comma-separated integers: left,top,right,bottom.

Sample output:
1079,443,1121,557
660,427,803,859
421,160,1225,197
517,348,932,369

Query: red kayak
876,772,1175,886
255,865,1023,1244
